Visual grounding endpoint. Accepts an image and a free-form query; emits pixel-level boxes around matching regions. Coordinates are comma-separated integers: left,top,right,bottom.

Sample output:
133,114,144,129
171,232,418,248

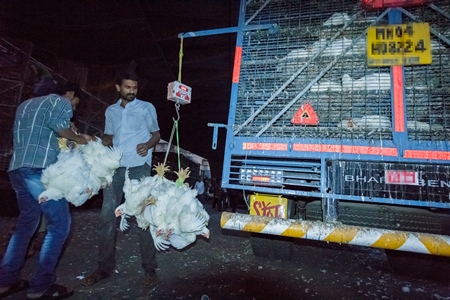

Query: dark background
0,0,241,178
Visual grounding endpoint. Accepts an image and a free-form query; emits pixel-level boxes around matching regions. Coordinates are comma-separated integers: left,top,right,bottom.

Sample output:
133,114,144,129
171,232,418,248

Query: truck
181,0,450,262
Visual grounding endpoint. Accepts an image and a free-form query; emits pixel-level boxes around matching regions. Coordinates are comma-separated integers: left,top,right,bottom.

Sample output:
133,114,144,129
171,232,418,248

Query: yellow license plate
249,194,288,219
367,23,431,67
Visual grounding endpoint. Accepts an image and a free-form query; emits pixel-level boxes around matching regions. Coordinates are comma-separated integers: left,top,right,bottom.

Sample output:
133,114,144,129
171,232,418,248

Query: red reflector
291,102,319,125
252,176,271,182
242,143,288,151
362,0,433,9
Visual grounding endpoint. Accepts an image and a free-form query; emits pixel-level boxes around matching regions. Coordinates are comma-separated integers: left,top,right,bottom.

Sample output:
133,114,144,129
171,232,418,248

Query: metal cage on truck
181,0,450,257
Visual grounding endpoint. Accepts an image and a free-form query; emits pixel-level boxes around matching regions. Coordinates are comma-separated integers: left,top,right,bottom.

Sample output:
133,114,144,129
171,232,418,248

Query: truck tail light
239,168,283,186
362,0,433,9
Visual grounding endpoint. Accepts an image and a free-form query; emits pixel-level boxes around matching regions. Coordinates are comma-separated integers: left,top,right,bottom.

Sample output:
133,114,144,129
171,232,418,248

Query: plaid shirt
9,94,73,171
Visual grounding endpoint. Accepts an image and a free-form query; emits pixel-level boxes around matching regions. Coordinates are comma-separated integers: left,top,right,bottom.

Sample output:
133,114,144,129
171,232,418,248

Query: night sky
0,0,240,178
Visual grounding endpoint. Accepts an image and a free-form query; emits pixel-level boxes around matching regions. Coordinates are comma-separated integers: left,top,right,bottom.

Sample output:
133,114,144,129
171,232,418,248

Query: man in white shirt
82,71,160,289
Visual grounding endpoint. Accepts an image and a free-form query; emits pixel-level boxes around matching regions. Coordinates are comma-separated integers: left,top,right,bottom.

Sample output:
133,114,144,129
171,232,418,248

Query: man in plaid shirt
0,81,92,300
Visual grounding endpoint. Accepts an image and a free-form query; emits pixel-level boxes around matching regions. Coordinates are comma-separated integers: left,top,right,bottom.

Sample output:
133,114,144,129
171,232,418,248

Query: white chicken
323,12,350,27
39,147,101,206
144,165,180,247
149,166,210,250
142,195,172,251
357,115,391,130
115,163,174,250
342,73,391,91
164,189,210,249
337,117,355,130
145,182,174,233
310,79,341,92
407,120,444,131
39,137,121,207
337,115,391,131
310,37,358,57
80,138,122,187
116,163,210,251
115,169,157,231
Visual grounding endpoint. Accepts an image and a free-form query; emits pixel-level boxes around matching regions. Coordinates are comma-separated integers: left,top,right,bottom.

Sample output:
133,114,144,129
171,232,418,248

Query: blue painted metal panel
225,136,450,163
221,0,247,189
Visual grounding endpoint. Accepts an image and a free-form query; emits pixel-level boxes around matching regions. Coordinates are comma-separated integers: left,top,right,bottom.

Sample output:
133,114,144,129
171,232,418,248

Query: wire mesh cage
235,0,450,142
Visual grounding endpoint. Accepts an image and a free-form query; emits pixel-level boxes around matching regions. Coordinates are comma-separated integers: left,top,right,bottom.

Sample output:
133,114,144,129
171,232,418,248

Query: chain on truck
180,0,450,261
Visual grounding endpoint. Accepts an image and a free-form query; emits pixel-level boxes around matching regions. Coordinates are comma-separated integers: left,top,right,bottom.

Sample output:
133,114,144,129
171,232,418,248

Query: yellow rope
178,36,184,82
169,36,183,171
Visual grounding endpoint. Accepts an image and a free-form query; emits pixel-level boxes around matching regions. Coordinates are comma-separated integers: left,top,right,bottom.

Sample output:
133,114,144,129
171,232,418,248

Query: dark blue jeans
0,168,71,293
97,164,157,274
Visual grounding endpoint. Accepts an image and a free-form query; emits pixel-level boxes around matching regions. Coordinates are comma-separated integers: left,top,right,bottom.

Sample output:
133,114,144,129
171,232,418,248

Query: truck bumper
220,212,450,257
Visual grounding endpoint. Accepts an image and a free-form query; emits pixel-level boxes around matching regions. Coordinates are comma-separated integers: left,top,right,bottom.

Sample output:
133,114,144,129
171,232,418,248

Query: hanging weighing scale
167,81,192,105
164,35,192,182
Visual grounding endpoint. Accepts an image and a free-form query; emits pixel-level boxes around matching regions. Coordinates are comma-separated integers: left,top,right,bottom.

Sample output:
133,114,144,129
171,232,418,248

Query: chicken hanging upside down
39,147,100,206
38,137,122,207
115,163,210,251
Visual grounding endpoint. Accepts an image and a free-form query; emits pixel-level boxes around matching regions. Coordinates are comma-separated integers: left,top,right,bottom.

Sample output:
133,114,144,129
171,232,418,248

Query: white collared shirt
105,98,159,167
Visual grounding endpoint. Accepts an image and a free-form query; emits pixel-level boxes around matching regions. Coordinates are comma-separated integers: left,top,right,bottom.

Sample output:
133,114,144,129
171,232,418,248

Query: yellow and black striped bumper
220,212,450,257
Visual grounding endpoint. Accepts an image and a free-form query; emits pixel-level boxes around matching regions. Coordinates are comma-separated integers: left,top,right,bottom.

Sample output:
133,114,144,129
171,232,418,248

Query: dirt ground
1,197,450,300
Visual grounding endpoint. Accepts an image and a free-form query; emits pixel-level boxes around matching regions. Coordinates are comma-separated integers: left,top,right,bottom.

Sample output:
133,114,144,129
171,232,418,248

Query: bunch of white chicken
115,163,210,251
337,115,391,131
38,137,122,206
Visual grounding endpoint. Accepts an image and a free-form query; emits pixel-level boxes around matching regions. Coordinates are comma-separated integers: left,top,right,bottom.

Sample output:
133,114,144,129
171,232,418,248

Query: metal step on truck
182,0,450,262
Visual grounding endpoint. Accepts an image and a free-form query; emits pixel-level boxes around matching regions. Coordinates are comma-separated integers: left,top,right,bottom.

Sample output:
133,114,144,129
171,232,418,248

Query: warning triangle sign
291,102,319,125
